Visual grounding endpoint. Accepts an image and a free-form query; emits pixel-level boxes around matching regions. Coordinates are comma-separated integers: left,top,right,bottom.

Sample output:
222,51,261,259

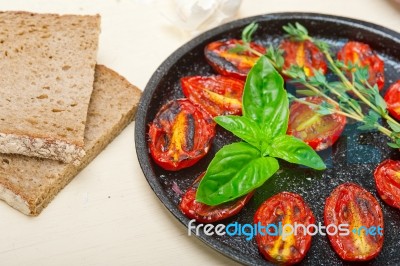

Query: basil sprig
196,56,326,206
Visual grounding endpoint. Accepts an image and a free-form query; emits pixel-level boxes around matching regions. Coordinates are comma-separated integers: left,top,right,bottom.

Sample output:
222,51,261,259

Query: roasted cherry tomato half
337,41,385,90
374,159,400,209
254,192,315,265
324,183,384,261
204,39,266,80
384,80,400,121
148,99,215,171
179,172,254,223
287,96,346,151
280,39,327,77
181,75,245,117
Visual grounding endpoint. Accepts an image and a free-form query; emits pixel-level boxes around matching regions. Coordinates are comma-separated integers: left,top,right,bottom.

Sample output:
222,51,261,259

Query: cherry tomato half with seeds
374,159,400,209
280,39,327,77
181,75,245,117
179,172,254,223
287,96,346,151
337,41,385,90
204,39,266,80
148,99,215,171
384,80,400,121
324,183,384,261
254,192,315,265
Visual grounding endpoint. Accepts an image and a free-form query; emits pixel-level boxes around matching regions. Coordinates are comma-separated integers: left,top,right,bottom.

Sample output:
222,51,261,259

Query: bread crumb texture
0,11,101,162
0,65,142,215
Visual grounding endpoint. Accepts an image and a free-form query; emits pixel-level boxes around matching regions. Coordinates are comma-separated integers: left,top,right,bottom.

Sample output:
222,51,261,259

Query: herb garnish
195,56,326,206
240,22,400,148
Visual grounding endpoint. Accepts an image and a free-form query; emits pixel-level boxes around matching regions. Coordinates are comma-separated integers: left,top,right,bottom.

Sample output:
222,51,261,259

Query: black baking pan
135,13,400,265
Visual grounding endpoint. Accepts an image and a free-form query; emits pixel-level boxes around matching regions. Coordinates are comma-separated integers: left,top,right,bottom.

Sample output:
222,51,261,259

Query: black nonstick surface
135,13,400,265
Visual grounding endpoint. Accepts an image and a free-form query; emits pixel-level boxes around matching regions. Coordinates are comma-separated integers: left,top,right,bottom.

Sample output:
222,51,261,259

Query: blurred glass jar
155,0,242,35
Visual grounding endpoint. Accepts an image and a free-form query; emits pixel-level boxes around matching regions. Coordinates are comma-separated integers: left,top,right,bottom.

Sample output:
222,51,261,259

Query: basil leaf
214,115,262,148
270,135,326,170
243,56,288,138
196,142,279,205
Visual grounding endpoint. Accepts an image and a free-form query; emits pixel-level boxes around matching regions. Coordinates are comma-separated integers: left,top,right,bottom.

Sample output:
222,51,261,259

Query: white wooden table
0,0,399,265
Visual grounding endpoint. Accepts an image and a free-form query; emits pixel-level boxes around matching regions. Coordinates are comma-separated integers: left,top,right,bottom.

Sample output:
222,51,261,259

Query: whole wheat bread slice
0,65,141,216
0,11,101,164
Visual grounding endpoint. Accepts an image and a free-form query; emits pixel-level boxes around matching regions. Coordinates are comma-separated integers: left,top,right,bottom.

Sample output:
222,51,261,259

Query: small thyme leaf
295,22,308,35
388,137,400,149
374,93,387,115
334,60,347,69
265,45,284,69
354,65,369,83
388,120,400,133
316,107,334,116
286,65,307,81
387,142,400,149
316,101,335,115
329,81,349,93
358,124,376,131
309,70,328,86
348,99,362,114
358,110,380,131
242,22,258,43
314,40,330,53
283,22,310,41
354,82,374,100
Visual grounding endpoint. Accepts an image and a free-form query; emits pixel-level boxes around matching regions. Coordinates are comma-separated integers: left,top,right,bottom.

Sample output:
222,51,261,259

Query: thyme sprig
237,22,400,148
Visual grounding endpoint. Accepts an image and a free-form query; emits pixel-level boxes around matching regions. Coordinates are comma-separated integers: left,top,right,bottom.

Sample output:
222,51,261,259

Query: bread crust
0,133,86,165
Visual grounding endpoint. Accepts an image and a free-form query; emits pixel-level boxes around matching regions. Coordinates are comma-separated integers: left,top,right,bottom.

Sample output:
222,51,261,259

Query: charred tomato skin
374,159,400,209
181,75,245,117
254,192,315,265
280,39,327,77
204,39,266,80
384,80,400,121
287,96,346,151
179,172,254,223
337,41,385,90
324,183,384,261
148,98,215,171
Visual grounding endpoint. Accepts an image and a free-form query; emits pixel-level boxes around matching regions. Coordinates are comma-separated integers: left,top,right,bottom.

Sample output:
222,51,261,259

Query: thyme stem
292,97,393,139
237,21,400,147
292,97,362,122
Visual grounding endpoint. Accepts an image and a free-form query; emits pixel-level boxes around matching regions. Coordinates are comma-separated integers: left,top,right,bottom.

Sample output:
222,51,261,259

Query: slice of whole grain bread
0,11,101,164
0,65,141,216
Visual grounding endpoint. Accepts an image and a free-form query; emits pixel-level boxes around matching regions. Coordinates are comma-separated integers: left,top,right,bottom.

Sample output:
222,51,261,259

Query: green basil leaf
214,115,262,148
270,135,326,170
243,56,288,138
196,142,279,205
